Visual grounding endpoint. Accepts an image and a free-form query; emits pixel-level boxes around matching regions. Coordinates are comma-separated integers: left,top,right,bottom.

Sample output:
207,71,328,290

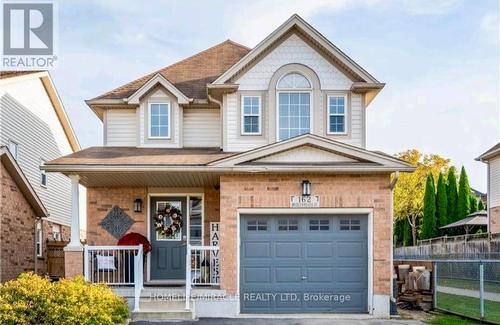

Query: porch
83,244,221,320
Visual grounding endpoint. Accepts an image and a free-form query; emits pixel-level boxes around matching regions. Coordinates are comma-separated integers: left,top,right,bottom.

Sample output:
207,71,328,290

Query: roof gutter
42,164,415,173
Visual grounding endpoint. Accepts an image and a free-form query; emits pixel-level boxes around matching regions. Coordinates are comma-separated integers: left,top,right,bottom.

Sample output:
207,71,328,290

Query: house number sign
290,195,320,208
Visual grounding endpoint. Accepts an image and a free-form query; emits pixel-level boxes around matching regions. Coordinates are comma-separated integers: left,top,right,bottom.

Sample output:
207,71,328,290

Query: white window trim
148,102,171,139
241,95,262,135
8,140,18,160
327,95,349,135
36,222,43,257
276,90,314,142
40,159,47,188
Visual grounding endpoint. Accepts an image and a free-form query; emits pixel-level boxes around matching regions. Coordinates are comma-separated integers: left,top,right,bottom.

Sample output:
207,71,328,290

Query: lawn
429,314,482,325
437,292,500,323
438,277,500,294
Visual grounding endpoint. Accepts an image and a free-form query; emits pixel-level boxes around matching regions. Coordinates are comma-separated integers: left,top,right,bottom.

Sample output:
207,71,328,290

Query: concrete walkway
131,318,425,325
437,285,500,302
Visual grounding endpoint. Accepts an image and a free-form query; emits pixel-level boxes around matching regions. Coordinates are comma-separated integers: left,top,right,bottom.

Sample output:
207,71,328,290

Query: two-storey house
0,71,84,281
45,15,413,318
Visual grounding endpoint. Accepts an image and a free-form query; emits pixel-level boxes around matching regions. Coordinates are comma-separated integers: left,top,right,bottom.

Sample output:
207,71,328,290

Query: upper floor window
328,96,347,134
40,159,47,187
8,140,18,160
277,73,312,141
241,96,261,135
148,103,170,139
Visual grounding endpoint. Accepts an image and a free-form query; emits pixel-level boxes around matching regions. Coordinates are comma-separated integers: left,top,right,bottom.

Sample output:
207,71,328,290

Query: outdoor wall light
302,180,311,196
134,198,142,212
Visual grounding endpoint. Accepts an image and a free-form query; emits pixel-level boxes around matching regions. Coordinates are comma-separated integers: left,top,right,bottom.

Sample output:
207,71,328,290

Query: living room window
148,103,170,139
277,73,312,141
241,96,261,135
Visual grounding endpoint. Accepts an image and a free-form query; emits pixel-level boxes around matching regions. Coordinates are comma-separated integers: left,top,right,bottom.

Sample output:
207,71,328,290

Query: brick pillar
64,249,83,278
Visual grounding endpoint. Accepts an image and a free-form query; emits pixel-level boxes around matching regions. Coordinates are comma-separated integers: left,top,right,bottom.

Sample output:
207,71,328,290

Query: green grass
438,278,500,294
429,314,482,325
437,292,500,323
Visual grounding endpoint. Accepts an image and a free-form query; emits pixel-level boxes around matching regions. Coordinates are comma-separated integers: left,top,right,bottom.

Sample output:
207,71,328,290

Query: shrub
0,273,128,325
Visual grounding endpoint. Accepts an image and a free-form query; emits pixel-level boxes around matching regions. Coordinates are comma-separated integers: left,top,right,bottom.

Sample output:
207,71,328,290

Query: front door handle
301,276,308,280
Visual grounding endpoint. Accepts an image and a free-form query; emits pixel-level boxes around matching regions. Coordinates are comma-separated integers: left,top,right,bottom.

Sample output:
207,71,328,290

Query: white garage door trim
236,207,374,315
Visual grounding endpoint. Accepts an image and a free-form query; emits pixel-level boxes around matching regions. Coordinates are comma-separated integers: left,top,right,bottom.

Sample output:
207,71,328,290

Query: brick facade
86,186,220,246
0,161,69,282
490,206,500,234
218,173,393,295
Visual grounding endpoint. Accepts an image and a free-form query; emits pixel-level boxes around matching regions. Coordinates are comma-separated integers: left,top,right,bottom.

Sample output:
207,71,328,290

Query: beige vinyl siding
183,109,221,147
224,93,268,152
345,93,363,147
490,156,500,208
0,78,75,226
105,109,137,146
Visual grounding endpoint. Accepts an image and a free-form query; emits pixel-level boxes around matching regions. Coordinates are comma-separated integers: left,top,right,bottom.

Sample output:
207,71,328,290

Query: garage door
240,214,368,313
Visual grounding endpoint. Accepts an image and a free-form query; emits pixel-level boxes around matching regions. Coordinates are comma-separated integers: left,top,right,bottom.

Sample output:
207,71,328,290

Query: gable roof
0,71,80,152
213,14,381,86
476,142,500,161
209,134,414,172
89,40,250,102
0,147,48,218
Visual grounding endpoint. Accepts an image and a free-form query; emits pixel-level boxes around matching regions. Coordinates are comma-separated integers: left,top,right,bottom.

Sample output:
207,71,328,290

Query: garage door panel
240,214,368,314
306,267,334,283
275,241,302,258
337,241,364,258
243,267,271,284
275,267,302,283
243,242,271,258
305,242,333,258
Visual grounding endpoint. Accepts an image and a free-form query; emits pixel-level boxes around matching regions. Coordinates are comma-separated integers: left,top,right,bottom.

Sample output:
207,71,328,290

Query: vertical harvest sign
210,222,220,283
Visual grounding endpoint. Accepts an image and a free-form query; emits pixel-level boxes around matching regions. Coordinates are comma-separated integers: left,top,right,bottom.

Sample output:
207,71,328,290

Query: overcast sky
51,0,499,192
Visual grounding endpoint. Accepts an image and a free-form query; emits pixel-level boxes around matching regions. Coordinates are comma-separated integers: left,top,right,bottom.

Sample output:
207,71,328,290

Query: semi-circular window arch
276,72,312,141
277,72,312,89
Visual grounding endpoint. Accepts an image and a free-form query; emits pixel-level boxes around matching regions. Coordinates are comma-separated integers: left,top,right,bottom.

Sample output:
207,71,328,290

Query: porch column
64,175,83,278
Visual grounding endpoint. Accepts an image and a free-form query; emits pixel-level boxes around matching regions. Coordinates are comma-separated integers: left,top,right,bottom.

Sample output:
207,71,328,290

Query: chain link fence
433,260,500,324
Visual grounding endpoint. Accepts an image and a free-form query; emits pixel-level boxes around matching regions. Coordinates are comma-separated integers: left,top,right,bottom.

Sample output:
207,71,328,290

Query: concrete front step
131,309,194,321
139,298,189,310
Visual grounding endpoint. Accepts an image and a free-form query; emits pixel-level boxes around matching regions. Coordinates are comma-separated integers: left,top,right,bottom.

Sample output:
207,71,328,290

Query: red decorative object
117,232,152,254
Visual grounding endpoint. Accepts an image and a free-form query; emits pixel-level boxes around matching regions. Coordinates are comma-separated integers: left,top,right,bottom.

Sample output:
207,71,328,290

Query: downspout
208,93,223,151
34,217,42,274
389,171,399,313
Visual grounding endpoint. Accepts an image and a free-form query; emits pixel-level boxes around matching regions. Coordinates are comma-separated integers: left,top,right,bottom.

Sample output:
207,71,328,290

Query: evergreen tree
403,219,412,246
435,173,448,229
478,199,485,211
421,174,437,239
457,166,471,220
446,167,459,222
469,195,478,214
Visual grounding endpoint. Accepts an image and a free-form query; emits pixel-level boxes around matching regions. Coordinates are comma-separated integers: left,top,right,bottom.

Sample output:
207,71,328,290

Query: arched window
276,72,312,141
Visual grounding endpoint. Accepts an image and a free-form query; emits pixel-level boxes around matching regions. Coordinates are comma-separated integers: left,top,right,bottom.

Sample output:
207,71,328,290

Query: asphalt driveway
131,318,425,325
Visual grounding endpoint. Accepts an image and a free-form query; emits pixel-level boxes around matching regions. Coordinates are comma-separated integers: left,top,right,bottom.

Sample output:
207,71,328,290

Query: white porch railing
185,244,220,310
84,245,143,311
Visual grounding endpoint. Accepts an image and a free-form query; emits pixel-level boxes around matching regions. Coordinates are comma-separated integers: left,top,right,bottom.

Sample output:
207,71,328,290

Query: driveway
131,318,425,325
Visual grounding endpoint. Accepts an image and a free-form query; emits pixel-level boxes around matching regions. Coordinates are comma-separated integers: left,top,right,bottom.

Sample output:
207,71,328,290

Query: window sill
148,137,171,140
326,132,348,136
241,132,262,136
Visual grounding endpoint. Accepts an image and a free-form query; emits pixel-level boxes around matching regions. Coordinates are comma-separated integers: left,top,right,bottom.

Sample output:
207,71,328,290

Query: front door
150,197,187,281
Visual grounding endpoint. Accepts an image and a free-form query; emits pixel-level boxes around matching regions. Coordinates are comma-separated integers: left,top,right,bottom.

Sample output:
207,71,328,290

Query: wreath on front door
154,203,183,237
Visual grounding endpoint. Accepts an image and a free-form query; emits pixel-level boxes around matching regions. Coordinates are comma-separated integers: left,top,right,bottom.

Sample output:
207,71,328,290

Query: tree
393,149,450,245
457,166,471,220
421,174,437,239
469,195,478,214
478,199,485,211
435,173,448,229
446,167,459,222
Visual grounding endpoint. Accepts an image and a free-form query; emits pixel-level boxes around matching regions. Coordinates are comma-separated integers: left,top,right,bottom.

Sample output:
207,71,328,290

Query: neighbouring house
0,71,85,281
44,15,414,318
476,142,500,234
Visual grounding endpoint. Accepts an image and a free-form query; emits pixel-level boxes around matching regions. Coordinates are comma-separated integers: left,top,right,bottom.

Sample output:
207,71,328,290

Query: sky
51,0,499,192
